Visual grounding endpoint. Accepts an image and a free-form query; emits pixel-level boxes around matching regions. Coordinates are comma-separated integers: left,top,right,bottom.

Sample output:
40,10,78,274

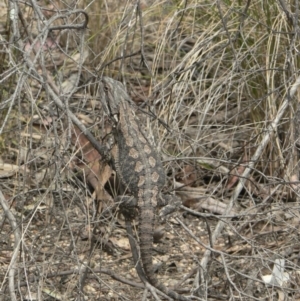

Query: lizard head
100,77,132,124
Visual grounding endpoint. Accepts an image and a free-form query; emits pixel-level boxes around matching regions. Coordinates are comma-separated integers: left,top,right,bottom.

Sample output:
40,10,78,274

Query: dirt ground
1,1,300,301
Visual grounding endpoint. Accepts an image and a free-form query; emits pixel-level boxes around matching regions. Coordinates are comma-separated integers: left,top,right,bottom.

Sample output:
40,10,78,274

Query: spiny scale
99,77,189,301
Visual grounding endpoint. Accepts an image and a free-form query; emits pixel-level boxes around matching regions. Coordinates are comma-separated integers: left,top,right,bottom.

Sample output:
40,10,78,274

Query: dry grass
1,0,300,300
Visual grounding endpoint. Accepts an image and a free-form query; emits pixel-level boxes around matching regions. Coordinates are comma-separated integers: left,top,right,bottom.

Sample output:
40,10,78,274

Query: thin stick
194,75,300,295
0,190,20,301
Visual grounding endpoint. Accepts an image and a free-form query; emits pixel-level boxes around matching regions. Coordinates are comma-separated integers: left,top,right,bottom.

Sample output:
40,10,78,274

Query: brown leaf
226,150,269,199
226,163,246,189
71,126,113,205
177,165,197,186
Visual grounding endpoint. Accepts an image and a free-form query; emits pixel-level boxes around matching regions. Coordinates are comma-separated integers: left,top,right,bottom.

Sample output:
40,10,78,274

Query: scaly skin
99,77,189,301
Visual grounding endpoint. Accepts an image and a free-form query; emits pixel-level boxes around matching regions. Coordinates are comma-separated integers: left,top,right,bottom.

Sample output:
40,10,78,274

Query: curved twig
48,10,89,31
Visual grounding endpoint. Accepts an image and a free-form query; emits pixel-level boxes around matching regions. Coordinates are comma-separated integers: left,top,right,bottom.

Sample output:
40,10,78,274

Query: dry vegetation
1,0,300,300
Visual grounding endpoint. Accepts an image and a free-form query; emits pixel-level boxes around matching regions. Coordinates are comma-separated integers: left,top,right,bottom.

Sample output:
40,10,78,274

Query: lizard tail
139,207,189,301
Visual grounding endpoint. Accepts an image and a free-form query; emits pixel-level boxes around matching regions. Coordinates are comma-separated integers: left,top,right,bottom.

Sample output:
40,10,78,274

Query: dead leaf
71,126,113,207
0,163,28,178
176,165,198,186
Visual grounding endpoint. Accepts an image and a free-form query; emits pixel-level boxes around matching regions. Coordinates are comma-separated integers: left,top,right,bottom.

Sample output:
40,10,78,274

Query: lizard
99,77,190,301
